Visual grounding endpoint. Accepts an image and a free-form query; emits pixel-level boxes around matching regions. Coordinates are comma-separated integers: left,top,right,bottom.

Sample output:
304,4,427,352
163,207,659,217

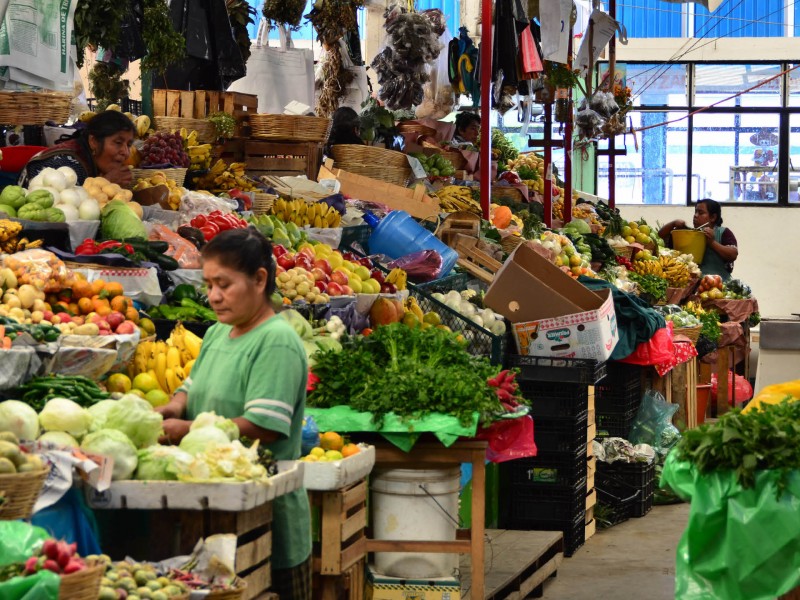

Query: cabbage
0,400,40,440
314,337,342,353
135,445,193,480
102,395,163,448
178,440,267,482
280,309,313,340
39,398,92,439
81,429,138,480
190,411,239,441
179,426,230,456
87,400,117,432
101,200,146,240
38,431,79,448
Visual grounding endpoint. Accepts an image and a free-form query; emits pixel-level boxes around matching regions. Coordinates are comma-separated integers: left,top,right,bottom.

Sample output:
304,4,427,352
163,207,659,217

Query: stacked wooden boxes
499,357,606,556
151,89,258,137
244,141,324,181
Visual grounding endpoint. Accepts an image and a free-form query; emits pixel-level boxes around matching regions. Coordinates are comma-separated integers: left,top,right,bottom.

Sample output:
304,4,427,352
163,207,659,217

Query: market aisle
541,503,690,600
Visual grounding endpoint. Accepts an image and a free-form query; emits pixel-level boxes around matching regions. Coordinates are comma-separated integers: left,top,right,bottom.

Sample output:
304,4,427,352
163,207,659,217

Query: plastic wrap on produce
46,331,141,378
71,266,162,307
167,269,205,290
65,220,100,253
0,347,42,391
303,226,342,248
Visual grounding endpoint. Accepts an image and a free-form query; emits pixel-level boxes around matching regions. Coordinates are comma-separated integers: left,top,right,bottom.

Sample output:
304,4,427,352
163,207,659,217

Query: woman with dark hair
19,110,135,187
658,199,739,280
452,111,480,146
324,106,363,156
156,228,311,599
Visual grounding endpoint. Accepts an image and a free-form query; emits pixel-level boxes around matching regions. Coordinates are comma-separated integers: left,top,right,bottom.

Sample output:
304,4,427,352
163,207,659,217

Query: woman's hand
155,392,188,419
160,419,192,445
702,227,715,242
103,164,133,188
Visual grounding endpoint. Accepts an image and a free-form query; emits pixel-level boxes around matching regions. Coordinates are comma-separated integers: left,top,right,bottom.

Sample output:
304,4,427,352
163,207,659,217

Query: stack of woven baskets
331,145,413,187
249,114,331,142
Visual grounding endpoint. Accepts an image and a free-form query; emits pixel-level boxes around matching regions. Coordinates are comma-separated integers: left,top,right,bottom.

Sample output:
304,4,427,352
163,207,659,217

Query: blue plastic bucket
366,211,458,277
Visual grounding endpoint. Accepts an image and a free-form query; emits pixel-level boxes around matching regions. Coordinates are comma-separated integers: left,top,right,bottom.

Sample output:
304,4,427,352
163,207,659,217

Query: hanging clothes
449,27,479,100
492,0,528,92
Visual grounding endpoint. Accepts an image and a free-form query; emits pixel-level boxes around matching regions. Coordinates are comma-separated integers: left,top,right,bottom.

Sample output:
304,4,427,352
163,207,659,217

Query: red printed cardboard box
484,243,619,361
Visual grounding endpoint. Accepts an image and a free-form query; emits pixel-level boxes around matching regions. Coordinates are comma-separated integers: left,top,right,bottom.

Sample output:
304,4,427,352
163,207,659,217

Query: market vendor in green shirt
156,228,311,600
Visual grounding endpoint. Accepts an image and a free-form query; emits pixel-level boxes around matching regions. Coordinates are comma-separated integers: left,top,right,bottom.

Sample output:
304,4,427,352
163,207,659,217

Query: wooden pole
563,36,573,224
544,102,553,228
479,0,493,220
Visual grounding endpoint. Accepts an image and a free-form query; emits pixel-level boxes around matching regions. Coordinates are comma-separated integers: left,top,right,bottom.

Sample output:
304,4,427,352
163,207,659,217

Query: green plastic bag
0,522,49,567
0,571,59,600
661,451,800,600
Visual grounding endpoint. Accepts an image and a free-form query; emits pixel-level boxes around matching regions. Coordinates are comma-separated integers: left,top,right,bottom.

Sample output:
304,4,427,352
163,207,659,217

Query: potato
9,307,25,321
17,284,38,309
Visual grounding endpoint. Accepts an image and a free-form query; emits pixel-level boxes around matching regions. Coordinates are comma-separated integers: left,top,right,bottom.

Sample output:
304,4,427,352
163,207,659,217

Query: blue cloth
31,488,102,557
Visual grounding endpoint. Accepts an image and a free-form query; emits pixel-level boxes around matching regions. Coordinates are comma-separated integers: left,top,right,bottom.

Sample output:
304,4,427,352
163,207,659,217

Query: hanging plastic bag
520,24,544,75
387,250,443,283
618,323,675,366
475,415,536,463
710,371,754,406
301,416,320,455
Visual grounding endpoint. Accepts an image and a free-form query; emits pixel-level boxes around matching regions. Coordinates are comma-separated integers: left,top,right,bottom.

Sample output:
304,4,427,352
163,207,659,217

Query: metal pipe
479,0,493,221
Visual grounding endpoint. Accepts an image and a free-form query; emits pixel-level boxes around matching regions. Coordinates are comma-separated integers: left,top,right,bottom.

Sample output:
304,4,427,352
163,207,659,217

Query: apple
42,310,54,322
313,258,332,275
314,280,328,293
327,282,344,296
96,320,110,332
298,247,316,260
98,329,112,336
277,253,296,270
56,312,72,323
370,269,385,284
115,321,136,335
295,254,313,271
342,251,357,262
331,271,349,286
358,257,373,268
71,316,84,325
273,244,288,258
381,282,397,294
106,311,125,331
341,285,353,296
310,268,330,282
275,265,286,276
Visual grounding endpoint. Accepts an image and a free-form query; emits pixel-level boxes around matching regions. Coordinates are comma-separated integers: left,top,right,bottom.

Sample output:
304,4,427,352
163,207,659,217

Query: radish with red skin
42,539,59,560
63,560,84,574
43,559,60,573
24,557,39,573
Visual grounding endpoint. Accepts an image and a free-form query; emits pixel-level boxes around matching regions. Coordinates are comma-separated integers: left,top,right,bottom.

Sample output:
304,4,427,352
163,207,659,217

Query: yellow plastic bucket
671,229,707,264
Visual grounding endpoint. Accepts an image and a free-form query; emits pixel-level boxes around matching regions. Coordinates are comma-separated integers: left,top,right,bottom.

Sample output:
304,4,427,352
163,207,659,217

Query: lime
132,373,159,393
145,389,170,408
107,373,132,394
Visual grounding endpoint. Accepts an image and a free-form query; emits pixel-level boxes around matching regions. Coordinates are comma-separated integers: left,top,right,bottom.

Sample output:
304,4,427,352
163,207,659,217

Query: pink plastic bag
475,416,537,463
711,371,754,406
387,250,443,283
619,323,675,366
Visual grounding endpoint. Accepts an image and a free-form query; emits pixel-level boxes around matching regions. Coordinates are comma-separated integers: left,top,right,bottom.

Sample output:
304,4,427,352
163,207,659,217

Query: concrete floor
541,503,690,600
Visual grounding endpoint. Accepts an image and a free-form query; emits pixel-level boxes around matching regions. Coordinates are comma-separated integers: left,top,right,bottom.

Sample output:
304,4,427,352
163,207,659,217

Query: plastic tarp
0,521,59,600
661,453,800,600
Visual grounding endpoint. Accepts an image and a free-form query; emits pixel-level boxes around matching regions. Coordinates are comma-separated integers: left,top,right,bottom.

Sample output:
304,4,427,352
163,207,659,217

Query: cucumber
152,253,180,271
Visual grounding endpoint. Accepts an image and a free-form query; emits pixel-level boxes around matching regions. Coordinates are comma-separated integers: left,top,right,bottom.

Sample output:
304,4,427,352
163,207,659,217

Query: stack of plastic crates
499,356,606,556
595,362,643,439
338,224,371,254
596,460,656,528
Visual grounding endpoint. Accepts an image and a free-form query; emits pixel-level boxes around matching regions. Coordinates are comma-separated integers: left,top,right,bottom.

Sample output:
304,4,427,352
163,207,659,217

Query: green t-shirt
183,315,311,569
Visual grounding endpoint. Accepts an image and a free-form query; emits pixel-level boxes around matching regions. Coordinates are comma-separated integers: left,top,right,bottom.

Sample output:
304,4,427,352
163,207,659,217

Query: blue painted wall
695,0,784,37
618,0,682,38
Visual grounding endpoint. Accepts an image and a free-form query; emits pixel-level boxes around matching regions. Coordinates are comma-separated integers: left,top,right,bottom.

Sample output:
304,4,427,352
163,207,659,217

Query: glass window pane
603,63,687,107
787,65,800,107
789,115,800,203
694,64,781,108
691,113,780,202
598,111,690,204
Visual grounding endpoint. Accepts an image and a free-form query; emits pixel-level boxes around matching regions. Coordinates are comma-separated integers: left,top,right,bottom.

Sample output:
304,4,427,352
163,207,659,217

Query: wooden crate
587,456,596,492
310,480,367,577
95,502,272,600
152,90,258,136
313,558,365,600
244,140,324,181
212,138,246,163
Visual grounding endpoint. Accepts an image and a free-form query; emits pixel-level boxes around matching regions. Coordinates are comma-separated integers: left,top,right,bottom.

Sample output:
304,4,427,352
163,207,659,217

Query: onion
57,204,80,222
78,199,101,221
42,169,67,192
58,188,81,207
28,174,45,190
56,166,78,188
75,187,90,201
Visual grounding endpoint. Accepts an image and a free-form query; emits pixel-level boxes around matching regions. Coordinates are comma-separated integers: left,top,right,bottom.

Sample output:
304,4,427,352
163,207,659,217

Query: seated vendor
451,112,480,146
324,107,363,156
19,110,135,188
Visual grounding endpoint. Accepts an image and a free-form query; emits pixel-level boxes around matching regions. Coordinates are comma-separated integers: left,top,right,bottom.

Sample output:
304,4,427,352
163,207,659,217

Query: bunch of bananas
0,220,22,244
270,197,341,228
131,324,202,395
404,296,424,321
386,268,407,291
632,258,664,277
436,185,481,213
135,115,151,138
187,144,212,170
659,255,691,288
193,159,257,192
0,220,42,253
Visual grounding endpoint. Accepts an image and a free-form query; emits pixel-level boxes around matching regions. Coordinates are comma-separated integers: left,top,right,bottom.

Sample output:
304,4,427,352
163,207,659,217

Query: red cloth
654,340,698,377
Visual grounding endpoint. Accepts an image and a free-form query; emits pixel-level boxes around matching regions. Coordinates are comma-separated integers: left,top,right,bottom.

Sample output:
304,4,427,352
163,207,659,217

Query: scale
754,315,800,394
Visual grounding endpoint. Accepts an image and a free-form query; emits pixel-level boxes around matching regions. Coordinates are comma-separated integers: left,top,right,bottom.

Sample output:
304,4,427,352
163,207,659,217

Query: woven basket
250,114,331,142
333,161,411,187
397,122,437,139
131,168,188,187
0,91,72,126
674,325,702,343
252,192,277,215
422,147,467,171
491,186,526,203
0,468,49,520
155,117,216,143
501,235,526,254
330,145,410,169
58,561,104,600
204,581,247,599
614,245,634,259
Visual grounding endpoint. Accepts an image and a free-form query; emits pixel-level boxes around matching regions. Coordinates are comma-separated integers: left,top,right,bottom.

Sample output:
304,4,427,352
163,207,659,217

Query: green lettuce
135,445,193,480
190,411,239,441
102,395,163,449
101,200,147,240
81,429,138,480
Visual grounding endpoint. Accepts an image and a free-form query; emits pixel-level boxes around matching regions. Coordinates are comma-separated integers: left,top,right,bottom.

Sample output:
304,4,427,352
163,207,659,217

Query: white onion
28,174,45,190
57,204,80,222
42,169,67,192
58,188,81,207
78,199,101,221
56,166,78,188
75,187,90,201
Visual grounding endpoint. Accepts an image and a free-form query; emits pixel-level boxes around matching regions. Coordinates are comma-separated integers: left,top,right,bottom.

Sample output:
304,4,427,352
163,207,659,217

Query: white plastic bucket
371,467,461,578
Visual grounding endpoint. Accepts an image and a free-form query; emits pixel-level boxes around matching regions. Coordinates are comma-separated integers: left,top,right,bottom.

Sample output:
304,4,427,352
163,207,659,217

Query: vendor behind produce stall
324,106,363,156
451,111,480,146
156,228,311,600
18,111,134,188
658,199,738,281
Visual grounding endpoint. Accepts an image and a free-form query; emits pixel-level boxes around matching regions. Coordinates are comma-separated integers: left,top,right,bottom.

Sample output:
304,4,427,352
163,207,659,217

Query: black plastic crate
563,514,587,556
501,451,588,488
520,381,589,419
596,362,642,396
409,285,507,365
595,391,642,417
505,481,587,522
597,461,656,518
510,355,607,385
533,412,589,454
338,224,371,254
414,271,471,293
595,408,639,439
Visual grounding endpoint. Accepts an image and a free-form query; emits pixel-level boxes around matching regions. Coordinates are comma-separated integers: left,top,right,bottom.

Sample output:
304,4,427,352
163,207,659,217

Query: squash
491,205,513,229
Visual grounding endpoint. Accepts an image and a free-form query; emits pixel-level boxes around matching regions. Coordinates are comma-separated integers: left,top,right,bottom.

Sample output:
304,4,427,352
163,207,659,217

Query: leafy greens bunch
308,323,517,426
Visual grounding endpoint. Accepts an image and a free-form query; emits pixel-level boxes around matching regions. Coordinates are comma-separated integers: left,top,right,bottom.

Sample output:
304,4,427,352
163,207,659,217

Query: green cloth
184,317,311,570
699,226,731,282
578,277,666,360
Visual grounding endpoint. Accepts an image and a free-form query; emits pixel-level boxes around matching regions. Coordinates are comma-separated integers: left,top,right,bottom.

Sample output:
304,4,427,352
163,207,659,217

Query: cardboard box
366,567,460,600
485,243,619,361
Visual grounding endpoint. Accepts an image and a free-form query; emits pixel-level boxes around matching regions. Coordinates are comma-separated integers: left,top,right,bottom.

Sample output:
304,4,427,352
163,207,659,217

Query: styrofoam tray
303,445,375,491
84,460,304,511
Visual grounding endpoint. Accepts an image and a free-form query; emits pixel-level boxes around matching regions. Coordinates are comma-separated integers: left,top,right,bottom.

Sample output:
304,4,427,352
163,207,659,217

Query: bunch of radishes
24,539,87,576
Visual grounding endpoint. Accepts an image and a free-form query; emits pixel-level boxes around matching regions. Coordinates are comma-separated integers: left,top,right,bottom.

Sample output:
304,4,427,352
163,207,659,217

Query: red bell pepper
97,240,123,252
75,239,98,255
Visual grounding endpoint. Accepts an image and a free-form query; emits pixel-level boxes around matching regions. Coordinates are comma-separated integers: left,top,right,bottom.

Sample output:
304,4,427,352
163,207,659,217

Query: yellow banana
155,353,168,392
183,328,202,360
184,359,196,377
166,368,181,394
166,346,182,370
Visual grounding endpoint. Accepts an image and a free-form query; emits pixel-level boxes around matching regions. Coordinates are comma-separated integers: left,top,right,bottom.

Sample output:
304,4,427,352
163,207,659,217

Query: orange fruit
320,431,344,452
106,282,124,298
68,302,79,316
125,306,140,324
91,279,107,296
93,298,111,316
77,297,93,315
341,443,361,458
110,295,129,313
72,280,92,299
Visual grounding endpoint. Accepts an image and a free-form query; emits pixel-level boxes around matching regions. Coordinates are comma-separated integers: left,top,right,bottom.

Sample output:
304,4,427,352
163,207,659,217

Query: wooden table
366,440,488,600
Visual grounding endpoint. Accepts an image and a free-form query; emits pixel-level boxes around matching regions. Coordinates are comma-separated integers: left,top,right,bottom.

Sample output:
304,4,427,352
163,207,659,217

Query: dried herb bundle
262,0,306,31
316,44,356,118
307,0,365,45
88,63,131,111
227,0,257,65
